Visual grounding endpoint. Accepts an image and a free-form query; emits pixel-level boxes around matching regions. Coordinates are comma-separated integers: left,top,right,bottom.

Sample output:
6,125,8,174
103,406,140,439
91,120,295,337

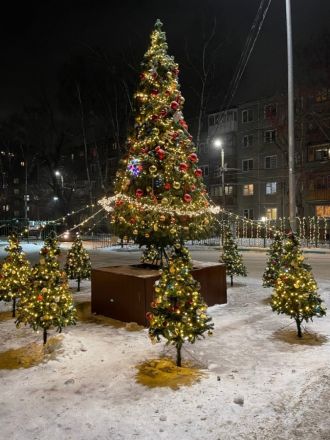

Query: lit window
225,185,233,195
265,155,277,169
266,208,277,220
264,130,276,143
243,184,254,196
266,182,277,194
14,188,20,195
316,205,330,217
242,109,253,123
20,161,25,167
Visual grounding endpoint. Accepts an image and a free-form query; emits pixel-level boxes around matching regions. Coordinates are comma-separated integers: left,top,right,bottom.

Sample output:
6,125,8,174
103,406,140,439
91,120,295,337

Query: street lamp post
214,139,225,209
55,170,64,194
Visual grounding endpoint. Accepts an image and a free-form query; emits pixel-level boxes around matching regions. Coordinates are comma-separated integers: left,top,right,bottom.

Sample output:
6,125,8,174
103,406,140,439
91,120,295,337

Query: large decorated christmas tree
99,19,216,263
220,228,247,286
16,234,76,344
148,246,214,366
271,233,326,337
0,232,32,317
64,234,91,291
262,230,284,288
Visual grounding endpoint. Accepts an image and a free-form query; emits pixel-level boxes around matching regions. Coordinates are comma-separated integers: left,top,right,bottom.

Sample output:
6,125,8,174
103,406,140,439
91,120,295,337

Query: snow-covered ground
0,245,330,440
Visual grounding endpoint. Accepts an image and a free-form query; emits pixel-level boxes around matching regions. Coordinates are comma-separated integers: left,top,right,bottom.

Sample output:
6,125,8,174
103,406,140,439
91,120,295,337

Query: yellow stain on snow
76,301,144,331
0,311,13,321
0,336,63,370
272,328,328,346
136,358,205,390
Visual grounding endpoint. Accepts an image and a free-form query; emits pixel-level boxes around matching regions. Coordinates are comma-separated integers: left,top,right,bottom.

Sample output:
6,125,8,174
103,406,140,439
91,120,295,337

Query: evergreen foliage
64,234,91,291
16,234,76,344
262,230,284,287
220,228,247,286
148,245,213,366
271,233,326,337
109,20,214,262
0,232,32,317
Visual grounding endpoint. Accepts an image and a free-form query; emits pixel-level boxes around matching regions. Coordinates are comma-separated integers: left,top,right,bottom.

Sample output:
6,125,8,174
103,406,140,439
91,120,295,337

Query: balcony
305,189,330,201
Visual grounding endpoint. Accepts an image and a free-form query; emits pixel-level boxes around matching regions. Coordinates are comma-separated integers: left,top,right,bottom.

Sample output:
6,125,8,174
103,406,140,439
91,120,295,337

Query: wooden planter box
91,261,227,326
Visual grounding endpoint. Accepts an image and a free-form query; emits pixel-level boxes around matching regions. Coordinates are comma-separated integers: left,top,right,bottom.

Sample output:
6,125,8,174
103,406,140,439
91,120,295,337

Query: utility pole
285,0,296,232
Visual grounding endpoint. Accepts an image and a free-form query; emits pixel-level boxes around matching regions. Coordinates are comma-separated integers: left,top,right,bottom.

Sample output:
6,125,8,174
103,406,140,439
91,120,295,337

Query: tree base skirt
91,261,227,326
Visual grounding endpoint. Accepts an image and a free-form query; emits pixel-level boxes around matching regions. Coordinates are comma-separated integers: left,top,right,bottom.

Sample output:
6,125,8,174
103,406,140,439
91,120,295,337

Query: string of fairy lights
13,193,329,245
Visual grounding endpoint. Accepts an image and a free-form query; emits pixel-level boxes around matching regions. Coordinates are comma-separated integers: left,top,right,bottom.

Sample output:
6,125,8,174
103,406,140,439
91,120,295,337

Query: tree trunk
43,328,48,345
176,342,182,367
77,277,81,292
230,275,233,287
12,297,16,318
295,318,302,338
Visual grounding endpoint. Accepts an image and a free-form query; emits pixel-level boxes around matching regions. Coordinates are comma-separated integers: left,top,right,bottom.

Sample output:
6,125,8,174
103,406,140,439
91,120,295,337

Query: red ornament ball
115,199,124,206
37,295,43,302
179,119,188,130
164,182,171,190
179,162,188,172
194,168,203,177
183,193,192,203
146,312,154,321
156,148,165,160
151,89,159,96
135,189,144,198
160,109,167,118
188,153,198,163
170,101,179,110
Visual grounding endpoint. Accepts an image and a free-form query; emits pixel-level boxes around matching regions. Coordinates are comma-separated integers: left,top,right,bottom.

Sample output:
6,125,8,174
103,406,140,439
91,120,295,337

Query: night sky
0,0,329,118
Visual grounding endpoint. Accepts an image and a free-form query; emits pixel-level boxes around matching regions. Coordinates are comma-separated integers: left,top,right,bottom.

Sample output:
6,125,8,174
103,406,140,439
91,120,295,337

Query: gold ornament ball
149,165,157,174
173,181,180,189
145,233,150,238
133,229,138,235
159,215,166,222
161,198,169,205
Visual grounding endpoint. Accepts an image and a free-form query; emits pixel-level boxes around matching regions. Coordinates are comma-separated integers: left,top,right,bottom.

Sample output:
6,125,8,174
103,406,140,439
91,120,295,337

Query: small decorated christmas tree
262,230,284,287
148,245,213,367
271,233,326,337
0,232,32,317
99,20,215,264
16,234,76,344
220,228,247,286
64,234,91,291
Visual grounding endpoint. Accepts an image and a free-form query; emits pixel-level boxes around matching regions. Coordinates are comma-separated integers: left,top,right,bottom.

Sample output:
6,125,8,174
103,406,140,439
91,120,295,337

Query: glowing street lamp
213,138,225,209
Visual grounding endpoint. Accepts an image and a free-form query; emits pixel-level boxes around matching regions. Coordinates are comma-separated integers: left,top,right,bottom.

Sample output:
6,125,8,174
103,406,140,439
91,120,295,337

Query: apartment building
200,90,330,220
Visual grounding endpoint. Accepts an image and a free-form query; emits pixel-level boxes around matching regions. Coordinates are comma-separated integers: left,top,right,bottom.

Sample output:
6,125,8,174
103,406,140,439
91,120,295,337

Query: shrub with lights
262,230,284,288
0,232,32,317
220,227,247,286
271,233,326,337
64,233,91,291
99,19,216,264
16,234,76,344
148,245,214,366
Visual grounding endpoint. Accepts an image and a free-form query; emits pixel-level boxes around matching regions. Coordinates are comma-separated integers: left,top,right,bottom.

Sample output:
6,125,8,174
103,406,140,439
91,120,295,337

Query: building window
315,148,330,161
20,161,25,167
243,208,254,219
200,165,209,176
225,185,233,195
264,104,277,119
242,159,254,171
316,205,330,217
243,184,254,196
242,109,253,123
265,208,278,220
315,88,330,103
14,210,19,217
14,188,20,195
264,130,276,143
198,143,208,154
265,155,277,169
266,182,277,195
13,178,19,184
2,205,9,211
242,134,253,148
